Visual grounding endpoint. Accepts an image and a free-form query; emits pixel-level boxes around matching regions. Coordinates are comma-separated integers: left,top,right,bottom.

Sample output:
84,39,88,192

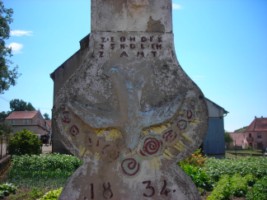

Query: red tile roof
245,117,267,132
5,111,39,120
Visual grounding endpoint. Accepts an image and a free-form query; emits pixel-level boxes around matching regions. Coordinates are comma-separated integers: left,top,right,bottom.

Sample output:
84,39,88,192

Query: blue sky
1,0,266,132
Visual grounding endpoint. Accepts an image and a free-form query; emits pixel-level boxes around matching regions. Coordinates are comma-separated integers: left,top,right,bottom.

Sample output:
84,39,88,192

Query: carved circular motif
140,137,162,156
177,119,187,130
70,125,79,136
121,158,140,176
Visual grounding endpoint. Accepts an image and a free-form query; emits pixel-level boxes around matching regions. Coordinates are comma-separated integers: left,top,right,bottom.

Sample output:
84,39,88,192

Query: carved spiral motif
70,125,79,136
140,137,162,156
121,158,140,176
163,130,177,143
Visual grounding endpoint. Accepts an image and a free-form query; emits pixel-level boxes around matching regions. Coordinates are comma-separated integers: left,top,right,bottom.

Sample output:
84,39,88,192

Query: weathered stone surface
91,0,172,32
53,0,208,199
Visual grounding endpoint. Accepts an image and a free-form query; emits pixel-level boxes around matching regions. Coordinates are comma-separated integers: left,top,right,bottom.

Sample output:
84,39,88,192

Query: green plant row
10,154,81,172
38,188,62,200
8,154,82,187
180,164,213,191
207,175,231,200
246,176,267,200
207,174,266,200
204,157,267,181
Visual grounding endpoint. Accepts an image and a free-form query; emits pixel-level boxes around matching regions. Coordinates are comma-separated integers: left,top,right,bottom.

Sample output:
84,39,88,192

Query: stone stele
54,0,208,199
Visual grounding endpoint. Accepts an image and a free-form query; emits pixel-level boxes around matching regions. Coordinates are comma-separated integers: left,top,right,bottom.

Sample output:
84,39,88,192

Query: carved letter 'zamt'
54,0,208,199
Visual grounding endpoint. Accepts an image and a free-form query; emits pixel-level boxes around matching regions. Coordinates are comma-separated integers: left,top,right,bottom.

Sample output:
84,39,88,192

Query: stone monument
53,0,208,199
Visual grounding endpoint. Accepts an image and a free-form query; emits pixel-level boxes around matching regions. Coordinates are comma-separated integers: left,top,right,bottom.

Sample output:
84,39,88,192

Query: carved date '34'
142,180,174,198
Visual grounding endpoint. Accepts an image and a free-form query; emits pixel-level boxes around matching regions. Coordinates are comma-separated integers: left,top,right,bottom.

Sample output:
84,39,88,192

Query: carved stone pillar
55,1,208,199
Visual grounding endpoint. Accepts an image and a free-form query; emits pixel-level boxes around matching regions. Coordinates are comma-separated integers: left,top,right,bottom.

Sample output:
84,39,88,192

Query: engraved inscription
97,35,164,58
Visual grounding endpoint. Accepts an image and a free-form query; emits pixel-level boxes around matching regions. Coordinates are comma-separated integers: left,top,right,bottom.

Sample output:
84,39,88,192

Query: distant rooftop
5,111,40,120
246,117,267,132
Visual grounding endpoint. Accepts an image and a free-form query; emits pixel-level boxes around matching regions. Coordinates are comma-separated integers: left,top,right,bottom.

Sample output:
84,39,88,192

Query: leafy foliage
0,122,12,136
230,174,248,197
28,187,45,200
207,175,231,200
8,154,82,187
180,164,213,191
9,99,36,111
179,149,206,167
38,188,62,200
179,154,267,199
0,111,9,122
246,176,267,200
43,113,50,120
0,0,19,94
224,132,233,148
8,129,42,155
0,183,17,199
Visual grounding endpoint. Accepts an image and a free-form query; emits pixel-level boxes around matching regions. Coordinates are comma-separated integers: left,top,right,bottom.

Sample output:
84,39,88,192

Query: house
5,111,51,138
230,117,267,150
203,98,228,157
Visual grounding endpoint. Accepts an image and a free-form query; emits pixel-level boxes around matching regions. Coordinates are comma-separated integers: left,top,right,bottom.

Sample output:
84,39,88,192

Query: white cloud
10,30,33,37
7,42,23,54
172,3,182,10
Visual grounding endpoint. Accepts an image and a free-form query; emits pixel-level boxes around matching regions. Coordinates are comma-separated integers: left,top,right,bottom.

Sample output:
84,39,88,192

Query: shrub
180,149,206,167
38,188,62,200
246,176,267,200
8,129,42,155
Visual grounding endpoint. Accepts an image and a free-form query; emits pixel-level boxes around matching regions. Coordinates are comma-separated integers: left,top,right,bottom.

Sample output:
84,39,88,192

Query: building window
257,133,262,139
257,142,263,149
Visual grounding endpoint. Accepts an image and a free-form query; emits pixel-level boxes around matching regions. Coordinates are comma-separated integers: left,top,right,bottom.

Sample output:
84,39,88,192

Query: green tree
225,132,233,149
0,111,9,122
0,112,12,139
10,99,35,111
0,123,12,137
0,0,19,94
43,113,50,120
8,129,42,155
